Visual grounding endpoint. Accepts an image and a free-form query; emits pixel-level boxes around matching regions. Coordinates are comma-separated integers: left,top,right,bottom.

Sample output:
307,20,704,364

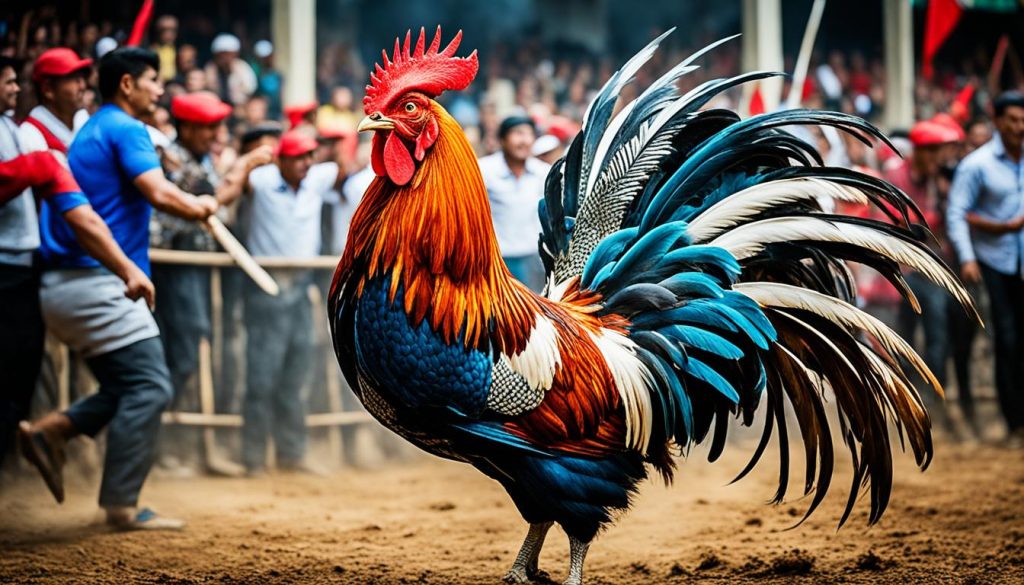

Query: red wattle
384,130,416,186
371,132,387,177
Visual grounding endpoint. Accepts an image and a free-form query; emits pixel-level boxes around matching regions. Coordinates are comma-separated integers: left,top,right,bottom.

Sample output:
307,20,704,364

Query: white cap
96,37,118,58
211,33,241,54
532,134,561,157
853,93,872,115
254,40,273,58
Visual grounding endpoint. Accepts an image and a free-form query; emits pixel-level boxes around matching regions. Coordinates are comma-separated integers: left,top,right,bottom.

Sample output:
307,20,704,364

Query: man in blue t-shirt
19,48,219,530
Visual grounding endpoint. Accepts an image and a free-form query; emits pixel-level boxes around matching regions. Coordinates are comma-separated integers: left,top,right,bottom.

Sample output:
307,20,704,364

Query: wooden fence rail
54,249,376,468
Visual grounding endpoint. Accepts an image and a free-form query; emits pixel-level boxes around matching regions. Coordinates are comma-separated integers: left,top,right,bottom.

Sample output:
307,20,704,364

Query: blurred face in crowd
0,66,19,111
153,106,174,136
331,87,353,111
156,16,178,45
967,121,993,153
184,68,206,93
568,79,586,104
80,24,98,51
179,120,221,157
912,144,942,178
177,44,197,72
843,132,868,167
82,88,98,114
938,142,961,168
995,105,1024,150
500,124,536,165
244,96,268,125
213,50,235,70
122,66,163,117
278,152,313,187
241,134,279,155
39,71,88,118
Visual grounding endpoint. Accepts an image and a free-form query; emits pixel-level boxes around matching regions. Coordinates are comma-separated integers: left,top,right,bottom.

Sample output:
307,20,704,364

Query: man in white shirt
204,34,257,107
478,115,551,291
223,130,345,475
20,48,92,161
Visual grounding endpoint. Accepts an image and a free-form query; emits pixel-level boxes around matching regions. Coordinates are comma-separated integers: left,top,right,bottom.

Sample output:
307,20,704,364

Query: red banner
922,0,962,79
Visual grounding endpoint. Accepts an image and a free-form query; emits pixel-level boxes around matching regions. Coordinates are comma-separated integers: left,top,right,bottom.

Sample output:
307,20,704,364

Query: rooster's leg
502,521,553,583
563,536,590,585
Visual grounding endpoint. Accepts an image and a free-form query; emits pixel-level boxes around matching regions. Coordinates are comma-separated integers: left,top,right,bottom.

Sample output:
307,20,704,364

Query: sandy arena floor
1,438,1023,584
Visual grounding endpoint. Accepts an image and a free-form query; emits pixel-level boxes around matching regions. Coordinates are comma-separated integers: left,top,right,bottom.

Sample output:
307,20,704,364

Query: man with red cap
885,117,965,439
20,48,93,161
284,100,318,136
218,129,345,475
152,91,270,473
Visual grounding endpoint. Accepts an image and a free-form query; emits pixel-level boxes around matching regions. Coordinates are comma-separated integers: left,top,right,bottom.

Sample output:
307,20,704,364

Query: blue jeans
65,337,172,507
242,283,312,469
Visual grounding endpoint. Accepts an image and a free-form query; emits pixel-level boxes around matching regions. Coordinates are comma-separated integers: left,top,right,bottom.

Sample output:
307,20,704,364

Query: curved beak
358,113,395,132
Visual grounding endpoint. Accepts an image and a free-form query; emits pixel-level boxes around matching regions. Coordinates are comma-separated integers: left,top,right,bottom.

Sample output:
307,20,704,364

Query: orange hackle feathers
339,104,531,353
363,26,479,115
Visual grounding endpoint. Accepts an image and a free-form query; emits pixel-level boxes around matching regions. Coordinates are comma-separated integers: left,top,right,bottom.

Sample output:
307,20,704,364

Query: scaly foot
502,567,553,584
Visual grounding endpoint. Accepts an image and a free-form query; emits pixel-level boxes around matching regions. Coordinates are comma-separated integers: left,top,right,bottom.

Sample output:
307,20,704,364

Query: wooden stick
149,248,341,269
202,216,280,296
786,0,827,110
309,288,345,465
161,410,372,427
198,337,217,469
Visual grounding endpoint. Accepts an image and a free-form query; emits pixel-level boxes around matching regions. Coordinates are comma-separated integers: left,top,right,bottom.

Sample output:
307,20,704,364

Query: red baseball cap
909,120,962,147
276,130,319,157
284,101,318,128
170,91,233,125
32,48,92,82
930,113,967,142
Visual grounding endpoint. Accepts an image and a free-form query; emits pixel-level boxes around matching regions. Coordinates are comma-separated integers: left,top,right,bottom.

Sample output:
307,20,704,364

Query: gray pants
65,337,172,507
242,283,312,470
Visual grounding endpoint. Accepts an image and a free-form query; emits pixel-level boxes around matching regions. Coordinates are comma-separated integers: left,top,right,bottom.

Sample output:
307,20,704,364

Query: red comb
363,26,479,115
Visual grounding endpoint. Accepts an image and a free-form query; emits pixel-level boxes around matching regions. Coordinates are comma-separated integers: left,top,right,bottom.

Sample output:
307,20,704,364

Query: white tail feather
686,178,868,242
735,282,941,392
711,216,978,320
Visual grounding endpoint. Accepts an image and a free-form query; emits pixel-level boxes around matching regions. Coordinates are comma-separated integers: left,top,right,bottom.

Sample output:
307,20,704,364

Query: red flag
950,82,975,124
748,85,766,116
126,0,155,47
922,0,962,80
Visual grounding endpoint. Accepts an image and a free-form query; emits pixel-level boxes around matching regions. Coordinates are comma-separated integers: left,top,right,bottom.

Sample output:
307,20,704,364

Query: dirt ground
1,437,1023,585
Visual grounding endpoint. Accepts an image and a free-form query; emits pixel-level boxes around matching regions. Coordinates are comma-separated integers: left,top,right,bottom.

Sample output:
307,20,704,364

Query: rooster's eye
405,102,417,113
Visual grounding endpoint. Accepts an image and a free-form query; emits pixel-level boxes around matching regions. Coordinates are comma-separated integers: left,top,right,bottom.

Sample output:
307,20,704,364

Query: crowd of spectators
1,8,1022,528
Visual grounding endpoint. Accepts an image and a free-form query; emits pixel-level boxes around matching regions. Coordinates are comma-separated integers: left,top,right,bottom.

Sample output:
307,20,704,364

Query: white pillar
884,0,914,130
273,0,317,106
741,0,784,113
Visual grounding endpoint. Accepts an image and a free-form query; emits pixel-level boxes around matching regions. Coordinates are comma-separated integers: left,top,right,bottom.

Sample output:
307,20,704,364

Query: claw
502,567,555,585
502,568,531,584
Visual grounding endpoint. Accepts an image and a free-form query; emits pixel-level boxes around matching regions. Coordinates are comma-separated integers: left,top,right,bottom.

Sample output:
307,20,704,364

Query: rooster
329,27,975,585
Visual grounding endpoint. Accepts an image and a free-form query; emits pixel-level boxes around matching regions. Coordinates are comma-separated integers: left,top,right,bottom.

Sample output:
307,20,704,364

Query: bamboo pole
210,267,223,410
150,248,341,269
785,0,827,110
309,287,345,465
198,337,217,468
56,341,69,411
162,410,372,427
203,216,280,296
